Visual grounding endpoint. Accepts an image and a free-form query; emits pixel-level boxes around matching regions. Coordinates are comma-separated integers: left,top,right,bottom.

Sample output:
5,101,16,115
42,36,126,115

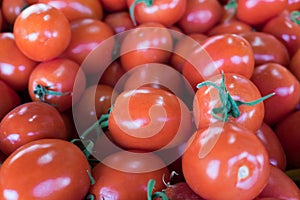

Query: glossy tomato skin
177,0,223,34
251,63,300,126
120,22,173,72
182,122,270,200
108,87,193,151
289,49,300,81
100,0,127,12
127,0,187,27
0,80,20,121
90,150,170,200
183,33,254,90
13,3,71,62
2,0,28,25
236,0,288,26
98,61,126,88
0,102,67,155
0,139,91,200
0,32,37,91
193,73,265,132
38,0,103,21
28,58,86,112
208,20,252,36
274,110,300,168
240,31,290,67
104,11,134,34
255,123,287,171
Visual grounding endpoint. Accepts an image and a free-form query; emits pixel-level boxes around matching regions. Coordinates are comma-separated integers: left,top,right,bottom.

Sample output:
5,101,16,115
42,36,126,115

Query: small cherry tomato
38,0,103,21
0,102,67,155
13,3,71,62
0,138,91,200
251,63,300,125
182,122,270,200
0,80,20,121
104,11,134,34
2,0,28,25
100,0,127,12
28,58,86,112
208,20,252,36
98,61,126,88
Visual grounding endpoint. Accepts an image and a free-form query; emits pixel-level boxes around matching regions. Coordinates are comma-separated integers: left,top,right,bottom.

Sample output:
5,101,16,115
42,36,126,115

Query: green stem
147,179,169,200
129,0,154,26
290,11,300,25
85,194,95,200
224,0,237,21
33,84,70,103
87,170,95,185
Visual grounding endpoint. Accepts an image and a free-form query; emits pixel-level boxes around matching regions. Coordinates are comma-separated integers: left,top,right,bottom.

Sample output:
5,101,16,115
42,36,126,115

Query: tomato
0,138,91,200
177,0,223,34
163,182,204,200
182,122,270,200
0,80,20,121
100,0,127,12
255,122,287,171
13,3,71,62
289,48,300,81
193,73,266,133
90,150,170,200
1,0,28,25
208,20,252,36
257,165,300,199
262,11,300,57
183,33,254,90
98,61,126,88
108,86,193,151
274,110,300,168
38,0,103,21
104,11,134,34
28,58,86,112
236,0,288,26
240,31,290,67
120,22,173,72
26,0,38,4
0,102,67,155
286,0,300,11
61,18,114,74
251,63,300,126
0,32,37,91
127,0,187,27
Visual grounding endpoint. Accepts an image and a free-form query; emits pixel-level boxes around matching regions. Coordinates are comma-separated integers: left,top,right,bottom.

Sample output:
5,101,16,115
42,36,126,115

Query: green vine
129,0,154,26
290,11,300,25
147,179,169,200
33,84,70,103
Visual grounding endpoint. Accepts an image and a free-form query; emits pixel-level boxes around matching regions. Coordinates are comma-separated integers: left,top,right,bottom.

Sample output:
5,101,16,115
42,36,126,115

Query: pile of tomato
1,0,300,199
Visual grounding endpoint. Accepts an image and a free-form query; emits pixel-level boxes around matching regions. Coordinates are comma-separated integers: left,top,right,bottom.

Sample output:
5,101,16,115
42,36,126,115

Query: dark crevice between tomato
129,0,154,26
285,168,300,185
162,171,179,188
196,71,275,122
290,11,300,25
33,84,70,106
147,179,169,200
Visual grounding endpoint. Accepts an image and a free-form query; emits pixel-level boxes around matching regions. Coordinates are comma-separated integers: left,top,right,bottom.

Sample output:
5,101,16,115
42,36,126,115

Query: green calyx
147,179,169,200
33,84,70,103
129,0,154,26
290,11,300,25
196,72,275,122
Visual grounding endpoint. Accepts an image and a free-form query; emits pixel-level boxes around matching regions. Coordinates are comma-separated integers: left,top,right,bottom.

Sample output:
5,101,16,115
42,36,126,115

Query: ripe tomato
208,20,252,36
289,48,300,81
0,80,20,121
100,0,127,12
0,138,91,200
108,87,193,151
255,122,287,171
193,73,266,132
0,102,67,155
177,0,223,34
236,0,288,26
286,0,300,11
90,150,170,200
0,32,37,91
127,0,187,27
28,58,86,112
98,61,126,88
251,63,300,125
183,33,254,90
38,0,103,21
120,22,173,72
1,0,28,25
182,122,270,200
274,110,300,168
240,31,290,67
104,11,134,34
13,3,71,62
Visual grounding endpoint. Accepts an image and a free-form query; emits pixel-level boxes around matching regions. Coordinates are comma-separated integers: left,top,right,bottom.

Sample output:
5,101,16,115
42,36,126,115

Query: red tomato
100,0,127,12
98,61,126,88
193,73,266,132
120,22,173,72
240,31,290,67
13,3,71,62
183,33,254,90
255,122,287,171
104,11,134,34
0,80,20,121
0,139,91,200
236,0,288,26
164,182,204,200
257,165,300,199
0,102,67,155
38,0,103,21
177,0,223,34
28,58,86,112
289,48,300,81
208,20,252,36
127,0,187,27
274,110,300,168
108,87,193,151
262,11,300,57
2,0,28,25
286,0,300,11
182,122,270,200
0,32,37,91
251,63,300,125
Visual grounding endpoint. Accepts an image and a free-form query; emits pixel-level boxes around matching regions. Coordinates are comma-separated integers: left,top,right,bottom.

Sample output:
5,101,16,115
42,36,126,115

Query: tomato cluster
0,0,300,199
